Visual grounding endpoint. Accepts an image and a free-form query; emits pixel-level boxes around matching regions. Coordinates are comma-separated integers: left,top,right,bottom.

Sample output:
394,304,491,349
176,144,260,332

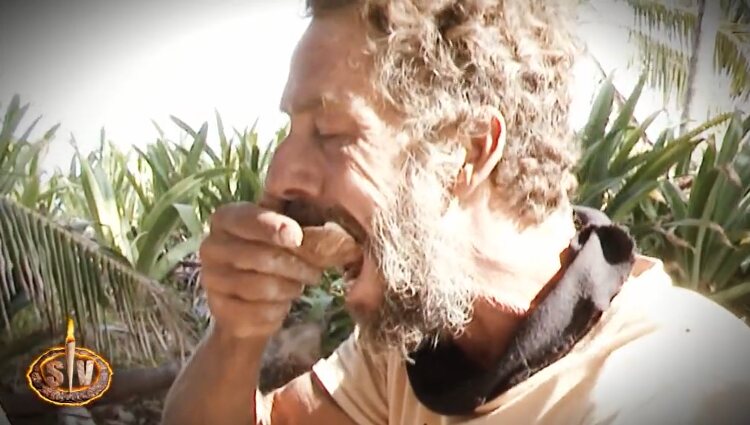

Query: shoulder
586,257,750,425
310,328,390,425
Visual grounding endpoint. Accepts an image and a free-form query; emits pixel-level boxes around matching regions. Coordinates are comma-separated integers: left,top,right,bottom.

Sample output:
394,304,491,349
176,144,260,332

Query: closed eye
314,128,348,145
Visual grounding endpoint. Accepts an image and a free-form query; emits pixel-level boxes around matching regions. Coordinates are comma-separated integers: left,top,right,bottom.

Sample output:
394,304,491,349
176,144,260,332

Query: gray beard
357,146,481,360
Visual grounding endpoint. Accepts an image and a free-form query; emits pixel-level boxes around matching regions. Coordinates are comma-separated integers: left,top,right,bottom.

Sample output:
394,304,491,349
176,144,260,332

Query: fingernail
279,223,301,248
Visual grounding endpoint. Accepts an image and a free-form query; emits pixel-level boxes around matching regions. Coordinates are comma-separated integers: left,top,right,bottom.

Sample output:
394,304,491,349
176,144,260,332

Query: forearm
162,324,268,425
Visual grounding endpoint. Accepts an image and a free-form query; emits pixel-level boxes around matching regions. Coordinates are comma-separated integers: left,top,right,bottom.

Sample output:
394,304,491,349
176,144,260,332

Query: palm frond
0,196,194,365
721,0,750,23
626,0,698,46
716,22,750,99
629,29,690,100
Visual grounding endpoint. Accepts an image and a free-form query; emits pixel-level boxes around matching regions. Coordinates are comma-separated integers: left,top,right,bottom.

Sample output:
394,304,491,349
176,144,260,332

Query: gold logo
26,318,113,406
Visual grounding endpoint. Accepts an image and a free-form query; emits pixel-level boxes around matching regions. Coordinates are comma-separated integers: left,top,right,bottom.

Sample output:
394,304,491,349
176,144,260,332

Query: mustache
282,198,367,244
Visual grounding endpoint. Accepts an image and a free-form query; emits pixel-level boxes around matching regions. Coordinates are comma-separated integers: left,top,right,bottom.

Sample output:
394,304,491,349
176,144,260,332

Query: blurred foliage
622,0,750,102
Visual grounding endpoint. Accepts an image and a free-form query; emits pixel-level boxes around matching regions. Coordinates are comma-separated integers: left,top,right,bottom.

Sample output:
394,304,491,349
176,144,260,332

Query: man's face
268,7,481,357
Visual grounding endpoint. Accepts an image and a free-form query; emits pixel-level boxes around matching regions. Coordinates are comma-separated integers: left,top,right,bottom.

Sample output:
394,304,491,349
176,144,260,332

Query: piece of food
298,222,362,270
263,197,365,273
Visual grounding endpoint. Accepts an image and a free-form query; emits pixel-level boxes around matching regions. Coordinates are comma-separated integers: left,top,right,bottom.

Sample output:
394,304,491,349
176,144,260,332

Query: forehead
280,7,372,113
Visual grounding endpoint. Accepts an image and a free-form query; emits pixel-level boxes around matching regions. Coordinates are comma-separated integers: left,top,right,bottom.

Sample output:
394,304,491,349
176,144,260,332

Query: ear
453,109,507,199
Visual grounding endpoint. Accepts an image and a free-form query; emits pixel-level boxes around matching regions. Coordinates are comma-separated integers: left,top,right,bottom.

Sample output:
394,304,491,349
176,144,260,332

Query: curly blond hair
306,0,580,225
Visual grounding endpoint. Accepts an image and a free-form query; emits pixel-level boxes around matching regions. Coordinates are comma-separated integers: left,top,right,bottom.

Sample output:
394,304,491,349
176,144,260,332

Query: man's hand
163,200,353,425
199,201,323,340
164,201,358,425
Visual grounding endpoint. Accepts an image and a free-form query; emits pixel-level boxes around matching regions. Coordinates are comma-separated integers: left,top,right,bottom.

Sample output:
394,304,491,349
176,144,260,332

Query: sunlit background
0,0,741,172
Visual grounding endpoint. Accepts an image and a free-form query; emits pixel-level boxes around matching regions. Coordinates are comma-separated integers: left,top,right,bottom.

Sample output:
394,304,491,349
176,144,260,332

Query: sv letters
43,359,95,388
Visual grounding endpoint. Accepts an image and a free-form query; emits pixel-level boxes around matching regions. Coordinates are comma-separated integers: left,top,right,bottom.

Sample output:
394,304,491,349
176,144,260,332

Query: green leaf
216,110,229,153
611,110,662,174
120,156,150,210
135,146,170,196
174,203,204,237
606,179,660,221
606,73,648,140
0,95,24,165
659,180,688,220
170,115,197,138
581,76,615,152
606,137,701,219
181,122,209,176
716,111,744,165
77,152,133,264
135,169,227,275
139,168,228,234
662,218,735,248
710,281,750,303
687,143,717,220
586,127,624,184
705,115,750,228
576,177,626,209
151,236,203,282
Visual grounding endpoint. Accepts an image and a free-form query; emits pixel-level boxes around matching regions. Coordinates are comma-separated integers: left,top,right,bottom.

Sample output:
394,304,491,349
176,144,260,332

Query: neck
453,203,576,368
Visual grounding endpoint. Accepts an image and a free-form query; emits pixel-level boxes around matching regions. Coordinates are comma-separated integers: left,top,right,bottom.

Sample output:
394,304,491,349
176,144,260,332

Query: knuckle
209,205,229,231
206,292,228,317
260,302,289,323
210,202,257,233
198,267,216,289
262,279,281,299
198,237,217,263
303,268,322,285
200,269,225,293
268,277,302,300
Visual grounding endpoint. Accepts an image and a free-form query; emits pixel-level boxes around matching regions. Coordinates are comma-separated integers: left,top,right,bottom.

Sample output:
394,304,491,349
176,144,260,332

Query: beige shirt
312,256,750,425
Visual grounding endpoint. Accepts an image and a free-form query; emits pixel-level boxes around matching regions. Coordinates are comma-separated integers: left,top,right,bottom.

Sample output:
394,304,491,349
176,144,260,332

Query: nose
264,132,324,202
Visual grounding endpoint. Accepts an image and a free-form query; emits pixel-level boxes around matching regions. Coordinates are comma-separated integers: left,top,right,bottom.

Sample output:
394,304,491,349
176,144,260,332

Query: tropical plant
574,72,730,220
0,95,61,209
0,98,195,366
620,0,750,130
576,76,750,313
0,95,304,369
54,112,281,283
69,139,227,281
0,197,193,364
193,113,283,219
638,112,750,305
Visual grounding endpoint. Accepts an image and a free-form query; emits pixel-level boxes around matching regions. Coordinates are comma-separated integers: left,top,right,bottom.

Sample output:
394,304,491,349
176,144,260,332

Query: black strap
406,207,636,416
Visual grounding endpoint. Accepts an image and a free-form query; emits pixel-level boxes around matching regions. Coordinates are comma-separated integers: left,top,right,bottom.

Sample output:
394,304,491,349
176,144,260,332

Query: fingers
210,202,303,248
200,268,305,302
200,236,322,284
200,200,345,340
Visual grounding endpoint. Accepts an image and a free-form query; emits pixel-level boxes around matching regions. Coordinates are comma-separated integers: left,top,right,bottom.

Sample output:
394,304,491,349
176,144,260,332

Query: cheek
325,141,398,227
349,140,402,197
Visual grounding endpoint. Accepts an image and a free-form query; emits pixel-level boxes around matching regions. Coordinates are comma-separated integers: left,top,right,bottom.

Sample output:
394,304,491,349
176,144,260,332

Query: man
163,0,750,424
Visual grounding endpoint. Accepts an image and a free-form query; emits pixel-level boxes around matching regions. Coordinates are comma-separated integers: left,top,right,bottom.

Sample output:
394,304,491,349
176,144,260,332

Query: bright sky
0,0,738,173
